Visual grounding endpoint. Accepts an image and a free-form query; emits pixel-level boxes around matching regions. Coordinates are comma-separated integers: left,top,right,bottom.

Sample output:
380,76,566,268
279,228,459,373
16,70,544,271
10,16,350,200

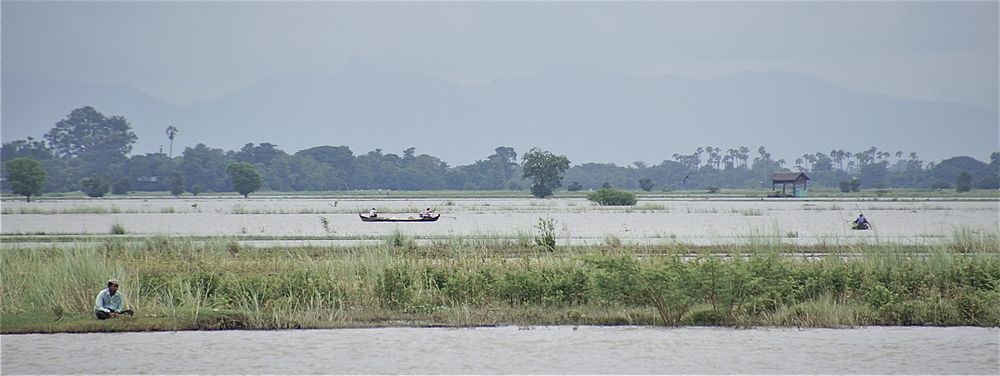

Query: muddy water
1,197,997,245
2,326,997,374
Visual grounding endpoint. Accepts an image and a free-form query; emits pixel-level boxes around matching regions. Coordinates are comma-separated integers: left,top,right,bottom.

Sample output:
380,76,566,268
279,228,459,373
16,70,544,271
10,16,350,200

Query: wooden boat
851,222,870,230
359,213,440,222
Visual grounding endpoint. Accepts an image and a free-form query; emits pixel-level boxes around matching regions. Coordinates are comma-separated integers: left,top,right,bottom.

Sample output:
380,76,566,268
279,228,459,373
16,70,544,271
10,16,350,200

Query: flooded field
1,196,997,245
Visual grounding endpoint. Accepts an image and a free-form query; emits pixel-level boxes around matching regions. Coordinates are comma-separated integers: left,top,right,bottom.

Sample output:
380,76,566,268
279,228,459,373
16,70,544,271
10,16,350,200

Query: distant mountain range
4,62,997,165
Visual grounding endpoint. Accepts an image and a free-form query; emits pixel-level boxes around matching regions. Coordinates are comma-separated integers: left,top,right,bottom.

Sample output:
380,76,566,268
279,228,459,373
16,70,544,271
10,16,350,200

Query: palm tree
738,146,750,169
831,150,844,171
165,126,179,158
727,148,739,169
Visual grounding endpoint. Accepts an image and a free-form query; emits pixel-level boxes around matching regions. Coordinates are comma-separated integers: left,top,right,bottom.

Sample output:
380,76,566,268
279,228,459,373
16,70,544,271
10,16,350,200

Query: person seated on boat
419,208,435,218
95,278,134,320
853,214,869,229
369,208,378,218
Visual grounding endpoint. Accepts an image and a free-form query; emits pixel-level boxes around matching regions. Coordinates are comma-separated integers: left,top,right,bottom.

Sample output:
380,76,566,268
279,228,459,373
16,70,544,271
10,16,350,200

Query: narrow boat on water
359,213,440,222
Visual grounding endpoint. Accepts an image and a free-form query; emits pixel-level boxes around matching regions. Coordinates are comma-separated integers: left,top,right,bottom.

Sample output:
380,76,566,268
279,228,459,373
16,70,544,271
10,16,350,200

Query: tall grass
2,235,998,332
0,245,127,316
951,227,1000,253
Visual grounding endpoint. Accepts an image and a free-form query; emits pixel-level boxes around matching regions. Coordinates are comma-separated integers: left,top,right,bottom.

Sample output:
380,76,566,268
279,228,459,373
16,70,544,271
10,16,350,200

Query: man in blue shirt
852,213,870,230
95,278,133,320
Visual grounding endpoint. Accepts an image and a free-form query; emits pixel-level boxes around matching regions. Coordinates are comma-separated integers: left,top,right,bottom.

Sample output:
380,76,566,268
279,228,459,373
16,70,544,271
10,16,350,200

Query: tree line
2,106,998,200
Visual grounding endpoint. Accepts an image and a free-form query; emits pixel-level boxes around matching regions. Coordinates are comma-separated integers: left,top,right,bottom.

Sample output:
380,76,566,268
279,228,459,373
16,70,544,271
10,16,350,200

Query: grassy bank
2,232,998,334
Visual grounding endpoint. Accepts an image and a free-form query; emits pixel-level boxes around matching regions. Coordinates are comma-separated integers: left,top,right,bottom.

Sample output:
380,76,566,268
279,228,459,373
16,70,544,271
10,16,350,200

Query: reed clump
1,235,998,333
110,221,127,235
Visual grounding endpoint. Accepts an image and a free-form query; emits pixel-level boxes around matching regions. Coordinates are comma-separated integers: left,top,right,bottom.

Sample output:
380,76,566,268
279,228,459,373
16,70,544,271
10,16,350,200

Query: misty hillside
4,63,997,165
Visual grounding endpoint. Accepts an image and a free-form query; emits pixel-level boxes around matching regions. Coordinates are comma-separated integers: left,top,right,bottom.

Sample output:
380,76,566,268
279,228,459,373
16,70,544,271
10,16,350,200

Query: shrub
974,174,1000,189
111,179,131,195
638,178,654,192
170,172,185,196
442,269,495,305
388,229,416,249
496,270,545,305
838,180,851,193
956,171,972,192
377,266,413,308
931,180,952,190
80,176,110,198
534,217,556,252
587,188,637,206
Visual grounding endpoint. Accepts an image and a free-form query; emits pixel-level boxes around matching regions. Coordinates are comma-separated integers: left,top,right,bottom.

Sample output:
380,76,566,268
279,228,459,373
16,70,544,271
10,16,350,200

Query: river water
2,197,997,246
2,326,997,374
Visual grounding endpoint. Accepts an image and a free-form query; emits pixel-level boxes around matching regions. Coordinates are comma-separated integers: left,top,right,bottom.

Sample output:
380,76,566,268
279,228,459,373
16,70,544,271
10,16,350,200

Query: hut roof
771,172,810,182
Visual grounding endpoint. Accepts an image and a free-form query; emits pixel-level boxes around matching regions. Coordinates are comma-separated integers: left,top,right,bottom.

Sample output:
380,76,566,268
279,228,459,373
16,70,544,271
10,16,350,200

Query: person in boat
95,278,134,320
853,213,870,229
419,208,435,218
369,208,378,218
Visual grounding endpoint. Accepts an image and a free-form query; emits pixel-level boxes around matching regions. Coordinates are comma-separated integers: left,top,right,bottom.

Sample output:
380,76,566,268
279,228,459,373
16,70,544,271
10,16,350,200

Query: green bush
496,270,546,306
80,176,110,198
954,288,998,325
586,188,637,206
638,178,654,192
546,268,590,305
377,266,413,308
586,257,648,306
111,179,131,195
442,269,495,305
838,180,851,193
956,171,973,192
534,218,556,252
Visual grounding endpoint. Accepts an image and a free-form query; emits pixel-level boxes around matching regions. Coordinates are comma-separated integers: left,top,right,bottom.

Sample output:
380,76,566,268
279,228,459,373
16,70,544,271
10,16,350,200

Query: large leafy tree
235,142,285,166
1,137,53,163
181,144,230,192
227,162,262,198
169,172,186,196
522,148,570,198
261,154,333,191
486,146,519,189
4,157,46,202
296,145,355,188
44,106,137,162
125,153,178,191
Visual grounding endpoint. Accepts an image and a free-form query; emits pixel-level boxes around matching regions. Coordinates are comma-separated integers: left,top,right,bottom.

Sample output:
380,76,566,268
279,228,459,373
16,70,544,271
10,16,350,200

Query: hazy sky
4,1,997,109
